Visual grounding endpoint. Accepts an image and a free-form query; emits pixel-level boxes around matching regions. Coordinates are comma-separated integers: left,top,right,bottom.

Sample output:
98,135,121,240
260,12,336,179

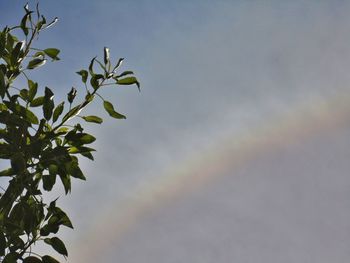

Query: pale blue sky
1,1,350,262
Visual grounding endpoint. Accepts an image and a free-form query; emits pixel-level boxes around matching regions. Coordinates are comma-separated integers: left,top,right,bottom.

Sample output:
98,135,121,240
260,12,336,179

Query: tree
0,3,140,262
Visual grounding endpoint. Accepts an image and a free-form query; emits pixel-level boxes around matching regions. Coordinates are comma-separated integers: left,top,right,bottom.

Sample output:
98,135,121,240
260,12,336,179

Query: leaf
43,87,55,121
43,174,56,191
3,252,18,263
68,146,95,153
61,105,81,123
88,56,96,75
67,87,77,104
58,172,71,194
20,13,30,36
45,17,59,29
85,93,94,102
82,115,103,124
53,102,64,123
76,70,88,83
0,69,7,98
14,104,39,124
90,75,99,89
44,48,60,60
65,133,96,145
27,58,46,69
53,207,73,229
65,160,86,180
20,89,29,101
44,237,68,257
117,76,140,91
42,255,60,263
28,80,38,101
23,256,42,263
113,58,124,72
103,100,126,119
104,47,110,65
11,41,25,65
30,96,44,107
115,70,134,78
0,167,15,177
0,231,5,256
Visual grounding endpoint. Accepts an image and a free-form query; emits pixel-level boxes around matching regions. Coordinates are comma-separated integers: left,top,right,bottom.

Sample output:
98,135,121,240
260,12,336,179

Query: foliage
0,3,140,262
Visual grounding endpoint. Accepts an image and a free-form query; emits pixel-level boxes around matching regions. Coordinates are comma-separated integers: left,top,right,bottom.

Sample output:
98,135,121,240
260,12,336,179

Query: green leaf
61,105,81,123
14,104,39,124
53,102,64,123
68,146,95,154
85,93,94,102
0,167,15,177
66,132,96,145
89,57,96,75
27,58,46,69
90,75,99,89
113,57,124,71
30,96,44,107
103,100,126,119
23,256,42,263
44,237,68,257
115,70,134,78
44,48,60,60
76,70,88,83
117,76,140,91
42,255,60,263
20,89,29,101
82,115,103,124
28,80,38,101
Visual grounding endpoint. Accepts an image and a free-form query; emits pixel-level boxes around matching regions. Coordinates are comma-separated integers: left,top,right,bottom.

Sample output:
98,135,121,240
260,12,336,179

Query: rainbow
70,91,350,262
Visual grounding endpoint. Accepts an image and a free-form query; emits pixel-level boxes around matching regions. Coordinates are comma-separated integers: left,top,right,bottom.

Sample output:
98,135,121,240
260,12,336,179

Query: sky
1,0,350,262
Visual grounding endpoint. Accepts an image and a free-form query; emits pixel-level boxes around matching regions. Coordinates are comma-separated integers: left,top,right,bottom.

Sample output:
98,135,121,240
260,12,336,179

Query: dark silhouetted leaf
3,252,18,263
0,231,5,256
42,255,60,263
44,237,68,257
23,256,42,263
0,69,8,98
67,87,77,104
43,87,55,120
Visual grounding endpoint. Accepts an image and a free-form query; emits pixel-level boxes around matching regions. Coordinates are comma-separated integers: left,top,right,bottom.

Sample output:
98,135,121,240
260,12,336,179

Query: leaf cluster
0,3,140,262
